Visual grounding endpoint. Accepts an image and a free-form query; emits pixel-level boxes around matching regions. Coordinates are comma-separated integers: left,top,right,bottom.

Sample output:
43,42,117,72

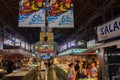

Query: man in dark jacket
74,60,80,80
6,60,14,73
74,60,80,72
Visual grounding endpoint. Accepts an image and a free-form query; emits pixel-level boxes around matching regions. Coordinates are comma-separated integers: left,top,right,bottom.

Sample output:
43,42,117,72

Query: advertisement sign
97,17,120,41
39,45,54,53
59,49,86,56
19,0,74,28
73,49,86,53
47,32,54,44
40,32,45,44
19,0,45,27
41,54,51,59
87,39,96,48
48,0,74,28
38,32,54,53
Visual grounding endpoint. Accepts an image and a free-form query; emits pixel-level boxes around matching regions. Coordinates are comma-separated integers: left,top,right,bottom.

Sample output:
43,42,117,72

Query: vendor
90,62,98,78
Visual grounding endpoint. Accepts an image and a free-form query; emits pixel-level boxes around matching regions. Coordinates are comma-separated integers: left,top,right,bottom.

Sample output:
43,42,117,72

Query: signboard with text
48,0,74,28
39,32,54,53
19,0,45,27
87,39,96,48
97,17,120,41
47,32,54,44
40,32,45,45
59,49,86,56
19,0,74,28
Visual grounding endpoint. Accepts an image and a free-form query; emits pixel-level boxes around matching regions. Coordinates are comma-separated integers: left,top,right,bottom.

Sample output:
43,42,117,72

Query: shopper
6,59,14,73
48,59,53,69
74,60,80,80
81,64,90,78
90,62,98,78
74,60,80,72
44,60,48,68
68,63,76,80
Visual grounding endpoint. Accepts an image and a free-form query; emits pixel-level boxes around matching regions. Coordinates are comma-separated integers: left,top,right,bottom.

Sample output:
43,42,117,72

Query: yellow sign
39,32,54,53
47,32,54,44
40,32,45,44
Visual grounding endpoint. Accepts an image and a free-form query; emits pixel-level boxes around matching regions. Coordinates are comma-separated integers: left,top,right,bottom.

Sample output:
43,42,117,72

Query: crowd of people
1,59,25,74
67,60,99,80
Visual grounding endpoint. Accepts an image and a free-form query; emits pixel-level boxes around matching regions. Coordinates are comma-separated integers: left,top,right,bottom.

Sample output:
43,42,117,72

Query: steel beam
1,0,16,20
62,0,117,45
72,0,117,39
75,0,91,20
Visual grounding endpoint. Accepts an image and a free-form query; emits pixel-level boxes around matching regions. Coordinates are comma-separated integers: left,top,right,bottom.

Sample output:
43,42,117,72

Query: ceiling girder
71,0,117,40
1,0,16,20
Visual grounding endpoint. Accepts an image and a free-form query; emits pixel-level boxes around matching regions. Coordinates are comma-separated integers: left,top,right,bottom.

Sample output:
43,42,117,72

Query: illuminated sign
15,38,21,46
40,32,45,45
71,40,76,46
35,32,54,53
97,17,120,41
87,39,96,48
47,32,54,45
41,54,51,59
73,49,86,53
32,54,36,57
21,41,26,48
77,41,84,46
59,49,86,56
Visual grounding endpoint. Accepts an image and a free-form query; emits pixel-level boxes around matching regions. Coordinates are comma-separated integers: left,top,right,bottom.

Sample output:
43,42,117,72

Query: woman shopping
81,64,90,78
68,63,76,80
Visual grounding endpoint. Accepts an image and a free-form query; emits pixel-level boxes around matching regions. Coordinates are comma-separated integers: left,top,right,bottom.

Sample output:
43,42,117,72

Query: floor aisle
38,68,59,80
38,61,59,80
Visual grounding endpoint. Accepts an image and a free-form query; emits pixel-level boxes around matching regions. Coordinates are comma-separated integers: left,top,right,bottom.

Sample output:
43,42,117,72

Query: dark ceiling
0,0,120,44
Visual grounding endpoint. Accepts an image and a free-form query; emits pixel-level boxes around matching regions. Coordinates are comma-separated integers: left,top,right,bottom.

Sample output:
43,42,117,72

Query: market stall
55,46,100,80
95,16,120,80
2,66,37,80
0,48,38,79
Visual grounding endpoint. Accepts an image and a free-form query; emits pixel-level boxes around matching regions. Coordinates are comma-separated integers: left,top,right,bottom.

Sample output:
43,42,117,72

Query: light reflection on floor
37,68,58,80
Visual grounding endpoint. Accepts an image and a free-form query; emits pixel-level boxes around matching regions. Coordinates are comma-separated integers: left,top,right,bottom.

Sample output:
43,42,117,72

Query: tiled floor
38,68,59,80
38,62,59,80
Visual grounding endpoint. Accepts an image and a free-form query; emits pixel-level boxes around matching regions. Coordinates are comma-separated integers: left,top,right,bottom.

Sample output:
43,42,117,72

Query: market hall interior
0,0,120,80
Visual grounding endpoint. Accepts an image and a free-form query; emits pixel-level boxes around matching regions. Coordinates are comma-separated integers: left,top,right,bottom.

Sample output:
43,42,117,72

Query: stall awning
94,40,120,49
0,50,10,55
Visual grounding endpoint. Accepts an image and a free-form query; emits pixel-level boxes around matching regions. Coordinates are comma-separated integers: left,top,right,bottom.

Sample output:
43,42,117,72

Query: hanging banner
19,0,45,27
47,32,54,53
47,32,54,44
97,17,120,41
39,32,54,53
48,0,74,28
39,45,54,53
40,32,45,44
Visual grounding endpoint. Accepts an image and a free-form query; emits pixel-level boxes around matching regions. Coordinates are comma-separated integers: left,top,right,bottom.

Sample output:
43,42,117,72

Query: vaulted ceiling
0,0,120,44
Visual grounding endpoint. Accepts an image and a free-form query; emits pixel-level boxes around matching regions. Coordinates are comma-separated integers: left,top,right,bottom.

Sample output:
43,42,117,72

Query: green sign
59,49,86,56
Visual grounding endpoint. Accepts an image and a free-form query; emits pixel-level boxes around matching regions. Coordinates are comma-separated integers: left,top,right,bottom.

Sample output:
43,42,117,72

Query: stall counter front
3,67,37,80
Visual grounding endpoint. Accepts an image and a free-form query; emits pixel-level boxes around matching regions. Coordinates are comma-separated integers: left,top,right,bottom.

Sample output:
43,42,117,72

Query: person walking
74,60,80,80
68,63,76,80
74,60,80,72
90,62,98,79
